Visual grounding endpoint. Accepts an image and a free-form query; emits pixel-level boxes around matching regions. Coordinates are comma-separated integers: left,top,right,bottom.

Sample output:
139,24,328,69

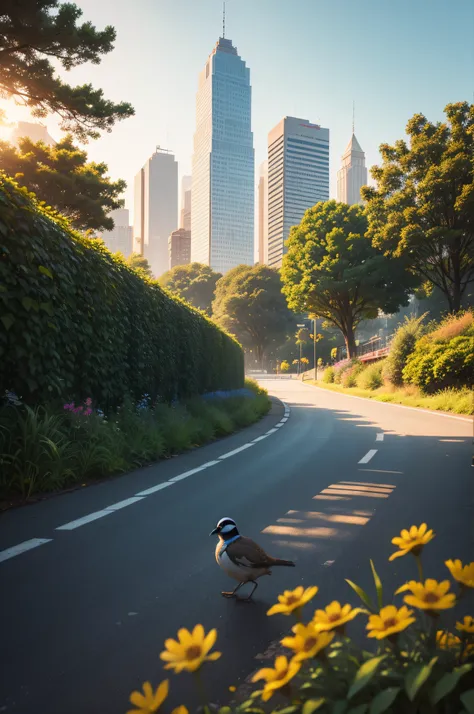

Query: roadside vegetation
316,313,473,415
0,379,270,504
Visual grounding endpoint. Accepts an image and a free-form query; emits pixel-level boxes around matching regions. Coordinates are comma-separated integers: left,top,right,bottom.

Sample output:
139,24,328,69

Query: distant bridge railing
333,333,393,368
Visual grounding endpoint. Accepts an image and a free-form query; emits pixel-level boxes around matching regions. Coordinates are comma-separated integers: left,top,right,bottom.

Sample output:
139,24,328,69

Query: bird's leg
241,580,258,602
221,581,244,598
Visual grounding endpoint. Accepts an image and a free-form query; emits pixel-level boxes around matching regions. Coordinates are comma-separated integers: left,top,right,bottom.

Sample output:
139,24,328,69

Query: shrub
0,175,243,409
357,361,384,390
428,310,474,342
341,360,364,387
138,523,474,714
334,361,352,384
383,314,427,385
403,334,474,392
322,366,335,383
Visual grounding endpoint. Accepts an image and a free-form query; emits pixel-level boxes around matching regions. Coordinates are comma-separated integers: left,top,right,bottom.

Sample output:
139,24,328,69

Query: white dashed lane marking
376,433,384,442
2,401,291,562
358,449,378,464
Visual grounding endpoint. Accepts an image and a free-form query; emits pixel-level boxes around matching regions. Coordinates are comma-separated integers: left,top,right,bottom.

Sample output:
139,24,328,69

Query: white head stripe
221,524,236,534
217,517,236,527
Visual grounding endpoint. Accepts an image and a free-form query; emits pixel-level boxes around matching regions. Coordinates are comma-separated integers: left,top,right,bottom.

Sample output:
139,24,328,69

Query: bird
210,517,295,601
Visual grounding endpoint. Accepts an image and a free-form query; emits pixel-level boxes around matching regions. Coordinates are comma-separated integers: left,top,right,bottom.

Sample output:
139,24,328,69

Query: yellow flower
171,708,188,714
228,686,237,693
396,579,456,612
160,625,221,673
389,523,434,561
312,601,363,631
445,560,474,589
251,655,301,701
128,680,168,714
436,630,462,650
281,622,334,661
366,605,415,640
456,616,474,634
267,586,318,617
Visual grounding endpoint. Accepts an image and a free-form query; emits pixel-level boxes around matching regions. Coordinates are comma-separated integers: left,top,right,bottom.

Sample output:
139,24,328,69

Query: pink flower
84,408,92,416
63,402,74,411
73,406,83,414
85,398,92,407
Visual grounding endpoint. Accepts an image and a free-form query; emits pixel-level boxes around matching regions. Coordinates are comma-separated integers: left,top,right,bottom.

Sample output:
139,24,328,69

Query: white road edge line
252,434,269,443
376,433,384,442
56,510,114,530
358,449,378,464
0,538,52,563
304,382,471,422
266,427,278,435
218,444,254,459
169,460,220,482
104,497,144,511
136,482,174,496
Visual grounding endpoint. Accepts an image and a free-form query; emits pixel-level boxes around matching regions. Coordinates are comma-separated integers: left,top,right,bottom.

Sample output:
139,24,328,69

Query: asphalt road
0,377,472,714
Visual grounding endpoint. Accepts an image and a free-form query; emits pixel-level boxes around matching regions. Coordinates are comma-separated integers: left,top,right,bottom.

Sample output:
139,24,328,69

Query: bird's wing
226,536,274,569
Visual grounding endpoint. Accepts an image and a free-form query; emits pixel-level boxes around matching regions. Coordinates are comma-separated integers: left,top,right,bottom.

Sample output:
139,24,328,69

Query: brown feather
226,536,295,569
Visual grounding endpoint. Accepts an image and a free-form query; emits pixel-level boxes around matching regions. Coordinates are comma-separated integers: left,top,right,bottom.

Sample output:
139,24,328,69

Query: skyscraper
169,228,191,269
133,147,178,277
258,160,268,264
336,133,367,205
180,175,192,232
191,36,254,274
10,121,55,146
101,208,133,256
267,117,329,268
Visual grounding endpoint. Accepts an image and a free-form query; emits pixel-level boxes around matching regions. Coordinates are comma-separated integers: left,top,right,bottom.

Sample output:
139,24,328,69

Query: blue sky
2,0,473,220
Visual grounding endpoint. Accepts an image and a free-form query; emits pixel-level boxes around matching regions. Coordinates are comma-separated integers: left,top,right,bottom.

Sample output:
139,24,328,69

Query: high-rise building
258,160,268,264
101,208,133,256
169,228,191,269
336,133,367,205
180,176,192,232
267,117,329,268
191,36,254,274
10,121,55,146
133,147,178,277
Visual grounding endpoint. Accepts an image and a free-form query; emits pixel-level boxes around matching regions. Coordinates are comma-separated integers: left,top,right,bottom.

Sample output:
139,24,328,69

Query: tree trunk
344,323,357,359
256,344,265,370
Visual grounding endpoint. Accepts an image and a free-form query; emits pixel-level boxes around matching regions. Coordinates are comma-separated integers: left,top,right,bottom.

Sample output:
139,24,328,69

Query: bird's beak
209,527,219,536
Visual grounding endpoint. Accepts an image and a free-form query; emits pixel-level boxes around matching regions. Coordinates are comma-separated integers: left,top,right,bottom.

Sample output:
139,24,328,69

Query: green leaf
1,313,14,330
461,689,474,714
405,657,438,701
348,656,386,699
302,700,325,714
332,702,348,714
348,705,368,714
431,664,472,705
277,707,299,714
38,265,53,279
345,579,375,611
370,559,383,609
369,687,400,714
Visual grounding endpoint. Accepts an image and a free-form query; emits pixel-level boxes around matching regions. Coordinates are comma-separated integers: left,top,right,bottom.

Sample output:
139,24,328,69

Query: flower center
304,637,317,652
423,592,440,604
328,613,341,622
186,645,202,660
286,596,298,606
276,668,289,681
383,618,397,628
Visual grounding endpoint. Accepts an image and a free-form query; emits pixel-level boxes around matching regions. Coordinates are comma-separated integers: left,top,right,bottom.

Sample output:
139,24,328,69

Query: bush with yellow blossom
128,524,474,714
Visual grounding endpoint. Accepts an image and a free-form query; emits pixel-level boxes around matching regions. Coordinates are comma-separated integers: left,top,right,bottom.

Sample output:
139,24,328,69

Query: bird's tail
272,558,295,567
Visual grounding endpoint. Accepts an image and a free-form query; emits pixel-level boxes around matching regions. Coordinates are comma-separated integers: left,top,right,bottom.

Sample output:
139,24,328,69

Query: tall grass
428,310,473,342
0,382,271,502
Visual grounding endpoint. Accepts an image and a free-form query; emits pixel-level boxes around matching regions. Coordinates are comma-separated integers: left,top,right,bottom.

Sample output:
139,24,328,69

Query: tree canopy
281,200,415,358
0,0,134,141
159,263,222,315
212,264,295,363
126,253,153,278
362,102,474,313
0,135,125,231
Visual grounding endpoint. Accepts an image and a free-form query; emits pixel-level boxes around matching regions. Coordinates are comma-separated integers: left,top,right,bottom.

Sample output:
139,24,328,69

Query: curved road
0,377,472,713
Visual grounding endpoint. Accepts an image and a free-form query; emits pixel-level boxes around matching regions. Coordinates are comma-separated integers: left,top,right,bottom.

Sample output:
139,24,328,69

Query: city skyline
1,0,471,230
336,133,368,206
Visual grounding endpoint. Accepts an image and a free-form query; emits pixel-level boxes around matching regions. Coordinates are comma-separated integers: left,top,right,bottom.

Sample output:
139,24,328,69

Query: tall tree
0,135,125,230
362,102,474,313
159,263,221,315
126,253,153,278
0,0,133,141
212,264,295,364
281,200,415,358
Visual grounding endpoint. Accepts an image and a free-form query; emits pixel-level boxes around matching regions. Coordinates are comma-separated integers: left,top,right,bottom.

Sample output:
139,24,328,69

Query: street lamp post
313,317,317,380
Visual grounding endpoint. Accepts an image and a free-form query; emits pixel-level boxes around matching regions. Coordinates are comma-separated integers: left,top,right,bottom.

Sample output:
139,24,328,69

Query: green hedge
0,176,244,407
402,334,474,392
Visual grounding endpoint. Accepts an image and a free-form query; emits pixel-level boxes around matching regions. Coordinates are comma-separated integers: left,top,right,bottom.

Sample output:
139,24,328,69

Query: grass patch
308,381,473,415
0,380,271,503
